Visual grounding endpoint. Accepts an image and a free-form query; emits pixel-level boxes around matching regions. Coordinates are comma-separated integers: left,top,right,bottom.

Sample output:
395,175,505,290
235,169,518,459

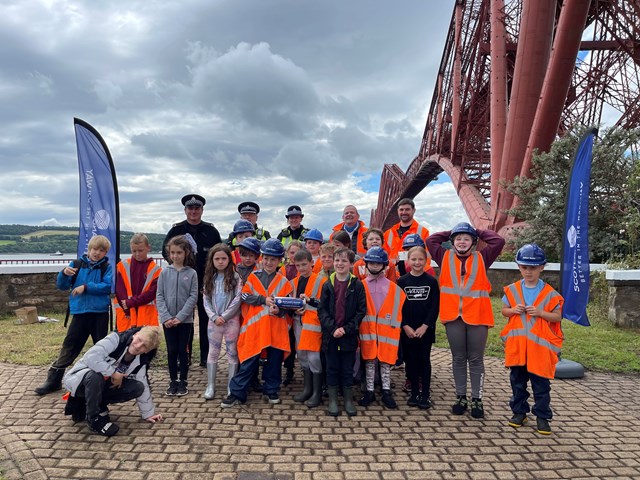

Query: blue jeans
229,348,284,402
509,366,552,420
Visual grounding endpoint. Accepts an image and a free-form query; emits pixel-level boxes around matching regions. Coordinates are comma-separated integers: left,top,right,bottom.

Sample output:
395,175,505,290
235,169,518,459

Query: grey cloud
186,42,321,138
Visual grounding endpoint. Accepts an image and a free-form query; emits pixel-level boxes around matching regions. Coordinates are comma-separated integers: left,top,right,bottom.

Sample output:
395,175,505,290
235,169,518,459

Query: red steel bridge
370,0,640,234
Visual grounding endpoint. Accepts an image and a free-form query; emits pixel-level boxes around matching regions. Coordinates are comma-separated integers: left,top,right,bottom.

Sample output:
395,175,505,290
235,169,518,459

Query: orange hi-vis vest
312,257,323,274
113,259,161,332
360,281,406,364
332,220,368,256
384,221,432,270
500,282,564,379
292,273,326,352
238,272,293,363
439,250,493,327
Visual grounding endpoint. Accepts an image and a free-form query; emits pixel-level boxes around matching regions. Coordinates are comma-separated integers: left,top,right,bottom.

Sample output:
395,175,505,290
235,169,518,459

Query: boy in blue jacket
35,235,113,395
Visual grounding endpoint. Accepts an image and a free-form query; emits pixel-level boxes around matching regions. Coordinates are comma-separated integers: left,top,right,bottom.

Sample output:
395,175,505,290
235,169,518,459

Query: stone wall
2,264,637,331
607,270,640,329
0,272,69,314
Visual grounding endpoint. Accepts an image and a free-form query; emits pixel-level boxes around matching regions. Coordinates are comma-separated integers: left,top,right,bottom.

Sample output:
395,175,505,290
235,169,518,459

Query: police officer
226,201,271,246
277,205,309,247
162,194,222,367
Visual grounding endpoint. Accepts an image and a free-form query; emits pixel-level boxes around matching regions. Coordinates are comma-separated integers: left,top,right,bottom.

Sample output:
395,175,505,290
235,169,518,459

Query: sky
0,0,469,240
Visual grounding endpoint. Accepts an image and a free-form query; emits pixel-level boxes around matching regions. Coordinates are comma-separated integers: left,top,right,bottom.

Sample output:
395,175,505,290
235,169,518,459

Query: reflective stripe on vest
440,251,489,316
113,260,161,331
360,282,404,363
295,274,326,351
238,273,293,362
500,284,562,355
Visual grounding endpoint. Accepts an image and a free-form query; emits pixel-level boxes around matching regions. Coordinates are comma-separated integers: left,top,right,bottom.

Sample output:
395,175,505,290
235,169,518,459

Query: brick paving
1,350,639,480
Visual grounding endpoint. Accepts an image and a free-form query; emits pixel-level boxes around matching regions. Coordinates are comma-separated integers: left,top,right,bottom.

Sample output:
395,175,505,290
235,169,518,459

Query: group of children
36,213,565,438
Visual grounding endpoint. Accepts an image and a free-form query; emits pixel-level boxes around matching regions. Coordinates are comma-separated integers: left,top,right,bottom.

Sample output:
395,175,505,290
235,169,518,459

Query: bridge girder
371,0,640,233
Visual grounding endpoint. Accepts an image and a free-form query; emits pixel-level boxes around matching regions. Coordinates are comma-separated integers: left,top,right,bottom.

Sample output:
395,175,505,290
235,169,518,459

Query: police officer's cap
286,205,304,218
181,194,206,207
238,201,260,215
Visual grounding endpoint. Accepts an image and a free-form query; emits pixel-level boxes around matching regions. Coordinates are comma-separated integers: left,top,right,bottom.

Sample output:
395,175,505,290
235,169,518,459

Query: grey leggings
445,317,488,399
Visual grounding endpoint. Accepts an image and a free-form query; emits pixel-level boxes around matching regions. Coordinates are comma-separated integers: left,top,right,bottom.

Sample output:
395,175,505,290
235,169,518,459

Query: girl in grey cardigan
202,244,243,400
156,235,198,396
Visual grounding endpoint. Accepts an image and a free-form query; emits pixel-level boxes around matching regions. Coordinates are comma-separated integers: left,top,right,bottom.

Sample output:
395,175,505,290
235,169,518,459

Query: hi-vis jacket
360,281,406,364
237,271,293,363
439,250,493,326
332,220,368,256
383,220,432,270
500,281,564,379
292,273,326,352
113,259,161,332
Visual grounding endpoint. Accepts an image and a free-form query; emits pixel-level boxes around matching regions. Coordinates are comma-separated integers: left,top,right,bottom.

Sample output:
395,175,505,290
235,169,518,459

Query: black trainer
451,395,468,415
508,413,528,428
470,398,484,418
221,394,243,408
536,417,552,435
418,395,433,410
381,389,398,409
166,381,178,396
88,416,119,437
175,381,188,396
407,393,420,407
264,393,281,404
358,390,376,407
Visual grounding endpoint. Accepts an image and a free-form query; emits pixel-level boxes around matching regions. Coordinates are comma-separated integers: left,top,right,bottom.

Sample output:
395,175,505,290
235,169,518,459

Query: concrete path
1,349,639,480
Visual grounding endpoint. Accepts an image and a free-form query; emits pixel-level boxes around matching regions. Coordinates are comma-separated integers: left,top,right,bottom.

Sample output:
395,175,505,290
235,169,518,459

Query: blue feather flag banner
73,118,120,292
560,128,597,326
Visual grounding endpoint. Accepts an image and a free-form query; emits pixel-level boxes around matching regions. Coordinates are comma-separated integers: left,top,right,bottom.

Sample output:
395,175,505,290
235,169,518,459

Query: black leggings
164,322,191,382
402,337,433,396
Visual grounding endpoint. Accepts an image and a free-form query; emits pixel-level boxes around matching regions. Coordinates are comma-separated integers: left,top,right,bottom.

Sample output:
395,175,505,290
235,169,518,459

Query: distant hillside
0,225,167,254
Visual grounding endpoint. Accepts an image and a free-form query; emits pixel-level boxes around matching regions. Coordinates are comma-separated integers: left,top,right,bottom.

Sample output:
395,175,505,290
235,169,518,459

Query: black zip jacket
318,274,367,352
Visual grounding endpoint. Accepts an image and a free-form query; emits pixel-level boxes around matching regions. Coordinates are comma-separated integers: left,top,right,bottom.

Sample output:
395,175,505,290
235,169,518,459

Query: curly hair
165,235,196,269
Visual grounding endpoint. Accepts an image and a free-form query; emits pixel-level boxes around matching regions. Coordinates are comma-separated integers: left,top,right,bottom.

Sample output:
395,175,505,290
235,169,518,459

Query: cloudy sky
0,0,469,240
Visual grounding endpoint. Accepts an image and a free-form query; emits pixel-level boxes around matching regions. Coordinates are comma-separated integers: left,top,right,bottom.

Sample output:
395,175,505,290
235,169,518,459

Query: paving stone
1,351,640,480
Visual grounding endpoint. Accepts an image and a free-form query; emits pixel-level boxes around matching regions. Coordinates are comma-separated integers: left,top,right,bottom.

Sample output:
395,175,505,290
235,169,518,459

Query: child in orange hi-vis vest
358,246,406,410
426,222,505,419
501,243,563,436
290,249,326,408
221,239,293,408
114,233,161,333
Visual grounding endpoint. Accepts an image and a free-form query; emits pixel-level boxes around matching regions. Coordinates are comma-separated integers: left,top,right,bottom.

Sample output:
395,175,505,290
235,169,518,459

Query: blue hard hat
364,246,389,265
450,222,478,241
515,243,547,266
238,237,262,255
402,233,425,249
303,228,323,243
260,238,286,257
233,219,255,235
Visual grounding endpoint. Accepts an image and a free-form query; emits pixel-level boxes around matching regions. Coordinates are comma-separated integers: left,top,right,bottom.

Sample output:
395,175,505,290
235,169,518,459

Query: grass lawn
1,300,639,373
0,240,16,246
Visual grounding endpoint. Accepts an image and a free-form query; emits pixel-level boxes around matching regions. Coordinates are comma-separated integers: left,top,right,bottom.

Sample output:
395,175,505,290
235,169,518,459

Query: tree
505,126,640,263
